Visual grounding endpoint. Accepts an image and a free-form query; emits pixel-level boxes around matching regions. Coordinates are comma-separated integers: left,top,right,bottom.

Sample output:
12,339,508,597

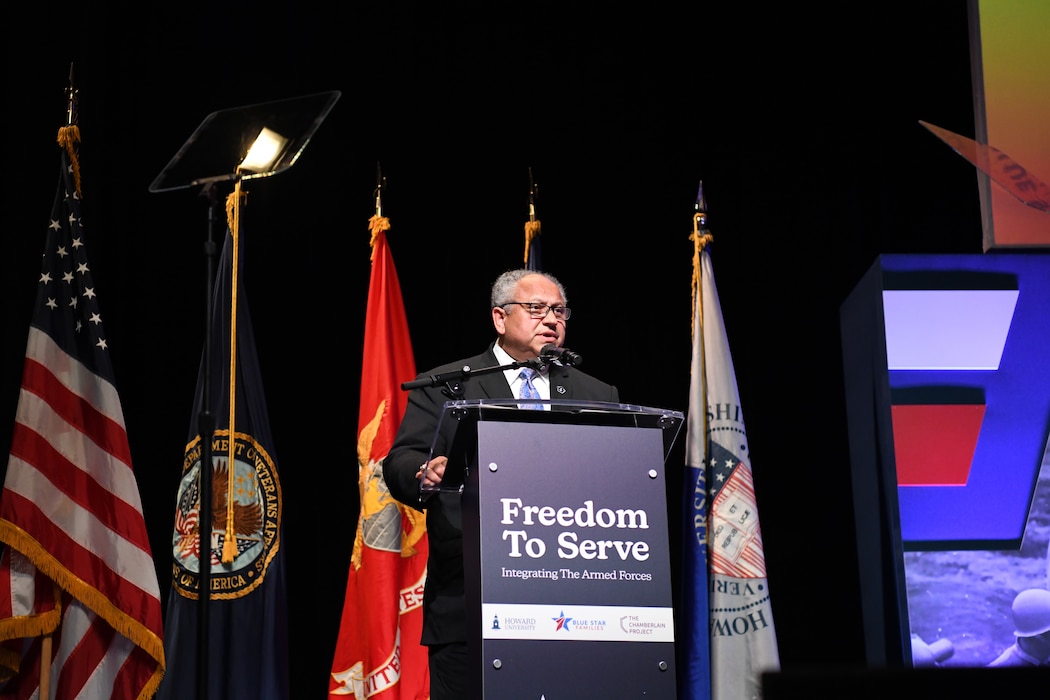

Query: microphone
540,344,583,367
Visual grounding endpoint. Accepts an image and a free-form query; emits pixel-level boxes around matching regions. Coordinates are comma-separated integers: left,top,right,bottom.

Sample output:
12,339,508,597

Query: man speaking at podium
384,268,619,700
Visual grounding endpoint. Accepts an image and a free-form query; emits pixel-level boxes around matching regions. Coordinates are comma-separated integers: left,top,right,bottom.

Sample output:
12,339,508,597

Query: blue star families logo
552,610,573,632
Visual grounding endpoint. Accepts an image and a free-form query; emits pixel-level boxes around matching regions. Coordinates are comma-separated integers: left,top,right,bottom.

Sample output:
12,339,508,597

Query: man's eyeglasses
502,302,572,321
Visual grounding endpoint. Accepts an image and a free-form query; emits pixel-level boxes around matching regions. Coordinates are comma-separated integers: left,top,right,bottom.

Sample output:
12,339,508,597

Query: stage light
238,127,289,174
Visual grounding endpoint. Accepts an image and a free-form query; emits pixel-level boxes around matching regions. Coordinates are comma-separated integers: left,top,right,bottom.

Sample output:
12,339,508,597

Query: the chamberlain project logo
881,255,1050,549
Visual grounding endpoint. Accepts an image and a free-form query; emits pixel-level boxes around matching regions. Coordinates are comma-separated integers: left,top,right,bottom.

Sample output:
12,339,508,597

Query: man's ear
492,307,507,335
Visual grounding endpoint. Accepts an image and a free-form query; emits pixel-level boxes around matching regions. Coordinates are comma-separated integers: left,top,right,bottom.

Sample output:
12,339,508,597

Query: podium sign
444,400,681,699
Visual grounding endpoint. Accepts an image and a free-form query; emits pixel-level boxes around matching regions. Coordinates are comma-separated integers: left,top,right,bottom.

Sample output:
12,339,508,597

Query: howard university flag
685,230,780,700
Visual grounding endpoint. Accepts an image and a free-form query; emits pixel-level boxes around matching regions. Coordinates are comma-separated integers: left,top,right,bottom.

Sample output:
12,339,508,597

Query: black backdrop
2,2,985,696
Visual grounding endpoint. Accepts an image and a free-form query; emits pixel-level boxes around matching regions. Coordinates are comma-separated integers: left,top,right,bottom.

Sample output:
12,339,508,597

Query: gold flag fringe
0,548,61,682
0,521,166,690
524,220,541,265
56,125,82,199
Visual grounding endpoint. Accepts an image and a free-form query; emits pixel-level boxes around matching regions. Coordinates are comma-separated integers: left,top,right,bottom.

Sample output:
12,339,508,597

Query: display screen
879,254,1050,668
972,1,1050,248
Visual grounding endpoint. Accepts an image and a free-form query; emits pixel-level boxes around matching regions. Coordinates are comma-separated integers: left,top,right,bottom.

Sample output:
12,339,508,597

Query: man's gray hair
490,269,568,308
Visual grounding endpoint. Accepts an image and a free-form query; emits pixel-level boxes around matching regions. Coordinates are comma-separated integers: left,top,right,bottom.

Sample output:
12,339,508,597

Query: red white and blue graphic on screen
883,254,1050,549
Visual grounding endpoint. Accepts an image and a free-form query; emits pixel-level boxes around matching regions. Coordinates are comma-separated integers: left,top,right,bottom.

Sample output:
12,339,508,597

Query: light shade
238,127,289,174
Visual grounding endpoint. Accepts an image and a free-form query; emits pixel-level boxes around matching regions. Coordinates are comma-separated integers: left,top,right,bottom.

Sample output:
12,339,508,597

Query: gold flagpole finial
690,180,714,335
524,167,541,266
369,163,391,260
57,64,83,197
65,62,78,127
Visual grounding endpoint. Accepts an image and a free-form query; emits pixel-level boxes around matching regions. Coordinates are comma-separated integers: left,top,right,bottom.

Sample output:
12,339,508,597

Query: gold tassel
690,212,713,336
0,521,165,667
220,185,248,565
524,220,541,264
368,215,391,262
56,125,83,199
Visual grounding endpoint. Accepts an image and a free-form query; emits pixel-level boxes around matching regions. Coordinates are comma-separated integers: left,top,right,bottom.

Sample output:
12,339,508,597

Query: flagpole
37,64,81,700
65,62,77,127
691,180,710,344
375,161,384,218
194,181,222,700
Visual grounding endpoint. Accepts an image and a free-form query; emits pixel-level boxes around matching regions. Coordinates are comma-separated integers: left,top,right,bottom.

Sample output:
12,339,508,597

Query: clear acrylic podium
429,399,683,699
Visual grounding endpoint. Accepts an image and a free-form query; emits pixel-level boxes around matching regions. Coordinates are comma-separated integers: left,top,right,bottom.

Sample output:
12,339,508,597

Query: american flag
0,126,165,699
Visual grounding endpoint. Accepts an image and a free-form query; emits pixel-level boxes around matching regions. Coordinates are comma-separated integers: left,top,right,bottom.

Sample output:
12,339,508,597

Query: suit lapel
461,346,515,400
473,370,515,399
547,363,572,399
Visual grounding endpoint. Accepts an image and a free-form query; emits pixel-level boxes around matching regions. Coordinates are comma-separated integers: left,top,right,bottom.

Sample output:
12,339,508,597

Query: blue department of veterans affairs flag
155,196,289,700
0,125,165,698
684,230,779,700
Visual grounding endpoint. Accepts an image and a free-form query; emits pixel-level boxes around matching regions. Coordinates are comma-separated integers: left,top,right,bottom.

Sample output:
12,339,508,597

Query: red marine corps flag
329,177,429,698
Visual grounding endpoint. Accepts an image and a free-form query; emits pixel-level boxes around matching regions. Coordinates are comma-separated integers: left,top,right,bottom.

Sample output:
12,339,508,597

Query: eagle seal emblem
171,429,281,599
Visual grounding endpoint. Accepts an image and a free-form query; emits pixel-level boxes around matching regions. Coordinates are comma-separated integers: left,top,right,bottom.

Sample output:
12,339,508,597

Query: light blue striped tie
518,367,543,410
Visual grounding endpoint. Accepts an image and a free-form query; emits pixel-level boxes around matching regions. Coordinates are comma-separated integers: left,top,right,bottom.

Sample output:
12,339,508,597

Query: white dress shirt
493,343,549,400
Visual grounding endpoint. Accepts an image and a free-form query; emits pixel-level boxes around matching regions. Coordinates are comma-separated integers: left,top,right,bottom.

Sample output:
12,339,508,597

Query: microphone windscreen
540,343,560,357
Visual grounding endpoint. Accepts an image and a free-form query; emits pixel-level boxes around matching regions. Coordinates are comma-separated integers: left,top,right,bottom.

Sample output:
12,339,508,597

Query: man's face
492,274,566,360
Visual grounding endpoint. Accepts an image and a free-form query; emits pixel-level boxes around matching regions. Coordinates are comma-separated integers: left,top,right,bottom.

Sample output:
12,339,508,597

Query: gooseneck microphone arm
401,357,547,391
400,344,583,392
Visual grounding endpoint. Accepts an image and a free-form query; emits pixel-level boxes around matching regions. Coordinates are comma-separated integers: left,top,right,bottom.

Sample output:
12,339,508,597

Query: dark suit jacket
383,343,620,646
